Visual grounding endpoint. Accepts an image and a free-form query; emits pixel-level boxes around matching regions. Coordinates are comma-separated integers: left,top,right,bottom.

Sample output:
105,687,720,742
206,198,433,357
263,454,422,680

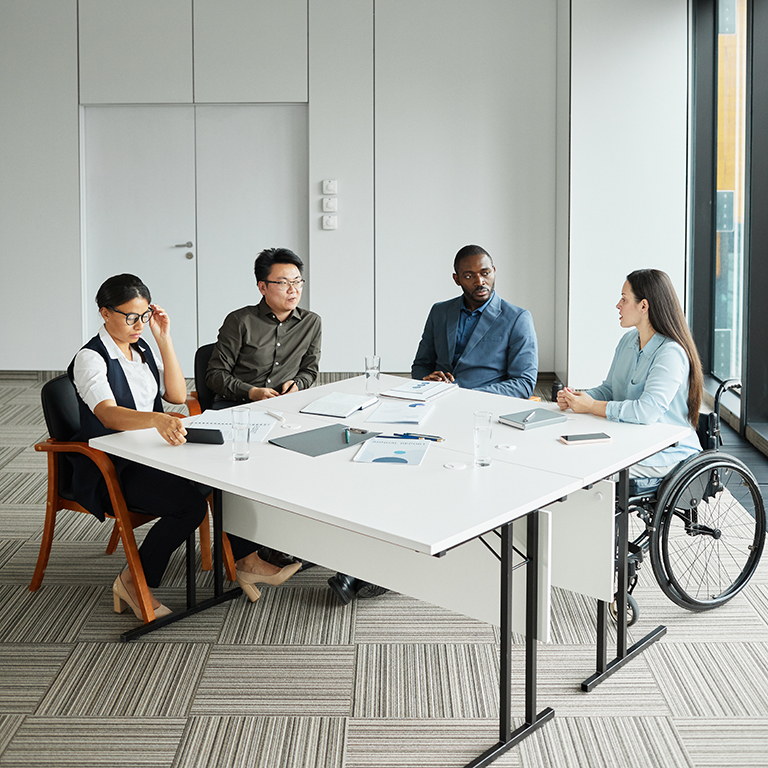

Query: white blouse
72,326,165,413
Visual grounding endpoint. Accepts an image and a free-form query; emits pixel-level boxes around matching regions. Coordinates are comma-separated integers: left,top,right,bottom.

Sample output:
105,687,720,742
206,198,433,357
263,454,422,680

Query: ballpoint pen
394,432,444,442
522,412,535,423
345,428,350,443
266,410,286,422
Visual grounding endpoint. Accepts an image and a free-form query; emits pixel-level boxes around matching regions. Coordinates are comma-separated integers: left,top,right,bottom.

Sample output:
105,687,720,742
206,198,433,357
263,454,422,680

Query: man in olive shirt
206,246,321,573
206,247,321,406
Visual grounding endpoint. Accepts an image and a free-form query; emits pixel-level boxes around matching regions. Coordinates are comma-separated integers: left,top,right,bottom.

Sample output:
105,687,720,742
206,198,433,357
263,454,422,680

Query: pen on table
393,432,444,442
266,410,285,422
345,428,350,444
522,412,535,423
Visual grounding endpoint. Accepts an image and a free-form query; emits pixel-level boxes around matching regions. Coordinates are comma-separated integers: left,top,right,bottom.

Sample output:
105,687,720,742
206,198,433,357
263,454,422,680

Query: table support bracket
120,487,241,642
466,510,554,767
582,468,667,690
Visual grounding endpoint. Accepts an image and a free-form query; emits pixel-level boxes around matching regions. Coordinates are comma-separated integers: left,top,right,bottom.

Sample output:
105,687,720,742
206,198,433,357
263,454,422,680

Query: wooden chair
31,375,222,621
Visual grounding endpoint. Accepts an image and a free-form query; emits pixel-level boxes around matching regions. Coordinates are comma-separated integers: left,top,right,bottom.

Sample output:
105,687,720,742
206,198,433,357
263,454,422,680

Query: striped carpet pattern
0,373,767,767
176,716,347,768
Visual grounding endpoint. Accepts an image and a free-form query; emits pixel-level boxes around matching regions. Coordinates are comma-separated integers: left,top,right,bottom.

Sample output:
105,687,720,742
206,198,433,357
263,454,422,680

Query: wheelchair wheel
649,453,766,610
609,592,639,627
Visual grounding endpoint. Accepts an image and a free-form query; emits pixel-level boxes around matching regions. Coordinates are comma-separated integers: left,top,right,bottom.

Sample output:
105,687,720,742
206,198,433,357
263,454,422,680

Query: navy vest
66,334,164,520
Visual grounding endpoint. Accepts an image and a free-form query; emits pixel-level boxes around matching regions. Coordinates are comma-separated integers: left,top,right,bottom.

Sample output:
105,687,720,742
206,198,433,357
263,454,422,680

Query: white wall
374,0,558,372
0,0,690,380
0,1,81,371
564,0,689,387
308,0,375,372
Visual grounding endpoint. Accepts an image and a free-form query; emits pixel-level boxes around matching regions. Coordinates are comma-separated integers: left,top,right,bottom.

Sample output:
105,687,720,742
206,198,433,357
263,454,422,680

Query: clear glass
365,355,381,395
473,411,492,468
232,406,250,461
713,0,747,381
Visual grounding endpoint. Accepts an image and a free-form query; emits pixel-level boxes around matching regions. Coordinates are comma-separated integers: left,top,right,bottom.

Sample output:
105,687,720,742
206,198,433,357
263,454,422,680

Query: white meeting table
91,374,689,768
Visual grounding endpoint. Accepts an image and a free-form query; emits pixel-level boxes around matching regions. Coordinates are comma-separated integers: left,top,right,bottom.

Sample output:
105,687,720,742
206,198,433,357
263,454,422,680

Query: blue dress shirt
452,296,492,367
587,330,701,468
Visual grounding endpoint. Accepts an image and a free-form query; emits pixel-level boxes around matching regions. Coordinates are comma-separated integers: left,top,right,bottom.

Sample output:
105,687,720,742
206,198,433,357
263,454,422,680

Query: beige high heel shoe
234,574,262,602
112,573,172,621
235,561,301,602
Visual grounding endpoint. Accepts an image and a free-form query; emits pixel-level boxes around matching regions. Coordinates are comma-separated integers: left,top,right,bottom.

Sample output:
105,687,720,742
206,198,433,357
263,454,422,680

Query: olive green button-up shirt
206,299,322,402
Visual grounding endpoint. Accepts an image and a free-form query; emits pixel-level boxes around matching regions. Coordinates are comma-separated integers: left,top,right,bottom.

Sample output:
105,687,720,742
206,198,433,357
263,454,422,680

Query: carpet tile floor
1,373,767,767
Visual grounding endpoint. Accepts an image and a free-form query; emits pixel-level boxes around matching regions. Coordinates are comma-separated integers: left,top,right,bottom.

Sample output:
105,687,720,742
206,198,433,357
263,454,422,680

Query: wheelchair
611,380,766,626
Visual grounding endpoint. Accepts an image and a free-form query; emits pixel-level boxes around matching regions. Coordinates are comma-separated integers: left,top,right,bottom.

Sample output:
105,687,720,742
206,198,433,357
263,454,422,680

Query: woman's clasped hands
557,387,596,414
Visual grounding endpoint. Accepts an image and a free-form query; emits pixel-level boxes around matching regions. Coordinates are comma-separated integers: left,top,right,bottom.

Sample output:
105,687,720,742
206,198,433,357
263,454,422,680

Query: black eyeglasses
263,278,305,291
109,306,154,325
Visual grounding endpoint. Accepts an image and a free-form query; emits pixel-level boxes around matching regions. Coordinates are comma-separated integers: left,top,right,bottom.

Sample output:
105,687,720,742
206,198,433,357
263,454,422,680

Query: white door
83,105,198,368
195,105,308,346
83,105,308,373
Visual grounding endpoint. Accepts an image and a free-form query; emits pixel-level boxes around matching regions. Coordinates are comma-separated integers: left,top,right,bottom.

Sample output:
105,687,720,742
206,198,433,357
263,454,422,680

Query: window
712,0,747,382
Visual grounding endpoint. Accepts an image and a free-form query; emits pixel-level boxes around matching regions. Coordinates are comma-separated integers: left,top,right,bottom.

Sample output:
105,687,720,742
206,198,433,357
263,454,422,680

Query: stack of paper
300,392,378,418
380,380,458,401
190,410,278,442
353,437,429,465
365,400,434,424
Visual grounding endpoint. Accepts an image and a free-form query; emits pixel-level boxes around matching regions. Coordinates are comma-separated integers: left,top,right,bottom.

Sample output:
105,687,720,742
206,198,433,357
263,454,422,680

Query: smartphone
559,432,611,445
185,427,225,445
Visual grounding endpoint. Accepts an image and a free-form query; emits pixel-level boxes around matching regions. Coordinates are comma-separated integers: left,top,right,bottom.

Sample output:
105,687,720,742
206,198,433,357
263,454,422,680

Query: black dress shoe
356,583,389,599
258,547,299,569
328,573,358,605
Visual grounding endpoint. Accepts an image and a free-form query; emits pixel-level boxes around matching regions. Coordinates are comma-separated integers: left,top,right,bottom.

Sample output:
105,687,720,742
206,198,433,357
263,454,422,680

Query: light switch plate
322,215,338,230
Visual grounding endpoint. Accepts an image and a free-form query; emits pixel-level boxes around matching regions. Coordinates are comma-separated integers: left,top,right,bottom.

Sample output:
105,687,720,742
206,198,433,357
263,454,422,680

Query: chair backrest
41,374,81,442
194,343,217,412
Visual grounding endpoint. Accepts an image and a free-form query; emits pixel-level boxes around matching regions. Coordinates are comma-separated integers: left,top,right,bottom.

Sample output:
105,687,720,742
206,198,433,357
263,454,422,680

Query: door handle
175,241,193,248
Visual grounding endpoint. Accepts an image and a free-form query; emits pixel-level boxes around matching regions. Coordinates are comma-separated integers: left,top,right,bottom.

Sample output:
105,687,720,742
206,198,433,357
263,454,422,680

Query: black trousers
119,463,208,588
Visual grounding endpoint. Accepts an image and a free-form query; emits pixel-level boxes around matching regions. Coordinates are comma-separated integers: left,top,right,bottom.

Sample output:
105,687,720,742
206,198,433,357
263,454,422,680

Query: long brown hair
626,269,703,427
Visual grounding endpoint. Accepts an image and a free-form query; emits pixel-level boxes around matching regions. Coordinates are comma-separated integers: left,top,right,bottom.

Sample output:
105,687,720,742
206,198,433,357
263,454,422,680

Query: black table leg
582,468,666,691
465,511,554,768
120,486,241,642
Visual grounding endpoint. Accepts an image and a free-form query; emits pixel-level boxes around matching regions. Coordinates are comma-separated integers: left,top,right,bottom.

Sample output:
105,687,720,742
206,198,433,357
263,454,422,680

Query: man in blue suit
411,244,538,398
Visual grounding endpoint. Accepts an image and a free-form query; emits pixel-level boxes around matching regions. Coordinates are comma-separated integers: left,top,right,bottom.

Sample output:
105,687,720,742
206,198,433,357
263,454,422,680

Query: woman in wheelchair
557,269,703,495
557,270,765,613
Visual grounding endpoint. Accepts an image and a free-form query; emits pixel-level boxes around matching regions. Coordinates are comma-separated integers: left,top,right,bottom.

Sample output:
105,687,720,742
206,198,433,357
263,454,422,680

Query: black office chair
189,342,217,415
32,375,216,622
190,342,238,580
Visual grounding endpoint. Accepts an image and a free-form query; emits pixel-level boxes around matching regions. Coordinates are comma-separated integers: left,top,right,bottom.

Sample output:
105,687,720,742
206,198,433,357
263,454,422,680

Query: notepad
300,392,378,418
498,409,567,430
380,380,458,401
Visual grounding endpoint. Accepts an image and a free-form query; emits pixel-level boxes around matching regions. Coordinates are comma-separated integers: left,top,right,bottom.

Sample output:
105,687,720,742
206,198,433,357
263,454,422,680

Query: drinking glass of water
473,411,493,467
232,406,250,461
365,355,381,395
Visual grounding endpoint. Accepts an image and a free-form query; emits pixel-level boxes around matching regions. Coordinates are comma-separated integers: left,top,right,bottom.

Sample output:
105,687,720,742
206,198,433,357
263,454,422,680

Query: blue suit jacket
411,292,538,398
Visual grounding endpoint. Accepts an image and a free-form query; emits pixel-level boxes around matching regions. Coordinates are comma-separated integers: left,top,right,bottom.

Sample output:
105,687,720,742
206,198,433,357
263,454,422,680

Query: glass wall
713,0,747,381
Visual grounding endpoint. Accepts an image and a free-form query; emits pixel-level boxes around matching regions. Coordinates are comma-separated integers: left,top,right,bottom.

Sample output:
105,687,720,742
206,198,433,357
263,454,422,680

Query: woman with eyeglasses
66,273,208,620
